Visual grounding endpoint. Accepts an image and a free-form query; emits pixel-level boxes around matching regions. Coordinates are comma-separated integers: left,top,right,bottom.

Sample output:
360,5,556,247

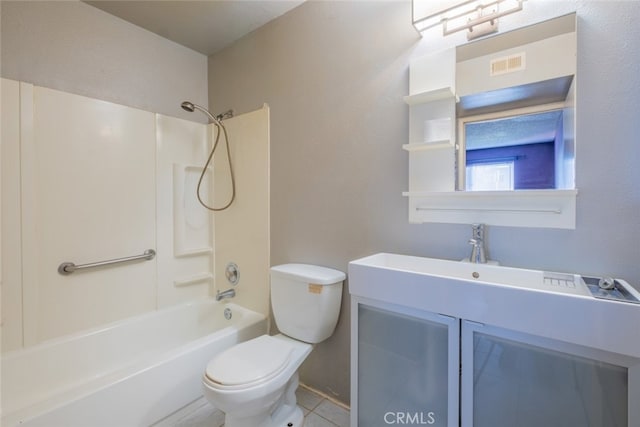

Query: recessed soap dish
582,276,640,304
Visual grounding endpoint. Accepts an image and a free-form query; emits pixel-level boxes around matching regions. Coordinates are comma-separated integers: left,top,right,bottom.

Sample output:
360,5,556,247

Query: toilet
202,263,345,427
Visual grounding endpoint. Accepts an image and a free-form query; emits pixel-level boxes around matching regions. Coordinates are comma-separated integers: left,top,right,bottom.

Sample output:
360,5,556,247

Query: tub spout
215,288,236,301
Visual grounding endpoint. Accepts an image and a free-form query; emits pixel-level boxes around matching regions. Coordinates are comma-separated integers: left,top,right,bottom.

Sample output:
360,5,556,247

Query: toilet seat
205,335,294,390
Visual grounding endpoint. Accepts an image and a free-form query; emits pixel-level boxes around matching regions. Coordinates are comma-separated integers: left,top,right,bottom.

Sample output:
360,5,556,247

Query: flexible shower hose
196,120,235,211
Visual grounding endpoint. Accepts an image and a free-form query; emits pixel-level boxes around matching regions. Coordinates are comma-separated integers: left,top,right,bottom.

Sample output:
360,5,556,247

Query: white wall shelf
173,273,214,288
402,141,452,152
403,87,456,105
402,189,578,229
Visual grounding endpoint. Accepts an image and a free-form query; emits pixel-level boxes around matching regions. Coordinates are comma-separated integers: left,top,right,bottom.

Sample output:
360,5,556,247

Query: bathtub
1,299,267,427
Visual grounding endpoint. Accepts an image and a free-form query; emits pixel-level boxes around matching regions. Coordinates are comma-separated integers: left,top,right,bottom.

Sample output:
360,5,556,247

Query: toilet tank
270,264,345,344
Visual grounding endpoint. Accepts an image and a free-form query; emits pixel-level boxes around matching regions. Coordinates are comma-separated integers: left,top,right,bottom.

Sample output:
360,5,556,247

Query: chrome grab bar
58,249,156,275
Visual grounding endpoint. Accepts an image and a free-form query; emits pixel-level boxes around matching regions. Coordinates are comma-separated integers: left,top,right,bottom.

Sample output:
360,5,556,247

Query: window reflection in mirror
454,13,576,193
466,160,514,191
458,106,574,191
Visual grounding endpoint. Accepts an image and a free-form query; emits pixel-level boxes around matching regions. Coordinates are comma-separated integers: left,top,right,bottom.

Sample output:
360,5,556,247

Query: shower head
180,101,219,124
180,101,195,112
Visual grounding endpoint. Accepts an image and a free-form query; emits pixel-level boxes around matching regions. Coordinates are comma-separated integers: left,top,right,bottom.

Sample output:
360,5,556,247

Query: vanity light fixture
412,0,526,40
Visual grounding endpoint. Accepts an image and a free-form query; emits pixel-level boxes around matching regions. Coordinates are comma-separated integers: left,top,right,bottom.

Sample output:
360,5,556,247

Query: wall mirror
455,13,576,192
404,13,578,228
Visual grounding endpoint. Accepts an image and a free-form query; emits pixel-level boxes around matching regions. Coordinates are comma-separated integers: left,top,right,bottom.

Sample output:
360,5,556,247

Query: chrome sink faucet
468,223,487,264
215,288,236,301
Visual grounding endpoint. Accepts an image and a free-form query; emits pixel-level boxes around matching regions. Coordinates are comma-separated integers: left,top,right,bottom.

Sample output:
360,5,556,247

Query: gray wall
1,0,208,121
208,1,640,404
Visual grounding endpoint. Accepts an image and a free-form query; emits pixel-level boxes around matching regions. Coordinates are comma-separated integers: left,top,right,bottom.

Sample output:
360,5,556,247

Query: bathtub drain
224,308,232,320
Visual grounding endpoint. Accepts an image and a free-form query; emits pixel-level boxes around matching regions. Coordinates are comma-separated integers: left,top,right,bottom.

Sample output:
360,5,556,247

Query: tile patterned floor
152,385,350,427
297,386,350,427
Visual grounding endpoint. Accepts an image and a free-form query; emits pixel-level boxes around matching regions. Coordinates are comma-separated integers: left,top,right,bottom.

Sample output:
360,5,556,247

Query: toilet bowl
201,264,345,427
202,335,312,427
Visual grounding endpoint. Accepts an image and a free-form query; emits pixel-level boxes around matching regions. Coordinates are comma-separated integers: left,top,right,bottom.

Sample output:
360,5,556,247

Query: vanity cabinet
351,298,460,427
461,321,636,427
351,297,639,427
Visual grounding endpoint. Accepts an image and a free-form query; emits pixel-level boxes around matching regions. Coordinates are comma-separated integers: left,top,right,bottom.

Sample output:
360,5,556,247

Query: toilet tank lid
270,263,346,285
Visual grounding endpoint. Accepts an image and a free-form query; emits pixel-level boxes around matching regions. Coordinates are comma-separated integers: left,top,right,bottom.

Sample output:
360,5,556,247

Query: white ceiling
84,1,305,55
465,110,562,151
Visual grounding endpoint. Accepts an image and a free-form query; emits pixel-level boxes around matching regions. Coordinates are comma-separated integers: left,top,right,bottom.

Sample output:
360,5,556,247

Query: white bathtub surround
157,103,270,314
2,80,209,348
1,78,273,426
5,81,158,347
0,300,267,427
212,105,271,316
1,79,272,350
156,113,214,307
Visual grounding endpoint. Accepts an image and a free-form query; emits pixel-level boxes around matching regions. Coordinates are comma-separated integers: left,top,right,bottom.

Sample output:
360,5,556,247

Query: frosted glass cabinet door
461,321,639,427
356,302,459,427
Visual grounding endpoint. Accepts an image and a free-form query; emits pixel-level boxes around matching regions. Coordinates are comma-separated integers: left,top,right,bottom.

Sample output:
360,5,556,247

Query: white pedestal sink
348,253,640,427
349,252,640,357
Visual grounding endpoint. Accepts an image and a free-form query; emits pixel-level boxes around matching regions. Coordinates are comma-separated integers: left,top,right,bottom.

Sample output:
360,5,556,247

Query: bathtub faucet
215,288,236,301
468,223,487,264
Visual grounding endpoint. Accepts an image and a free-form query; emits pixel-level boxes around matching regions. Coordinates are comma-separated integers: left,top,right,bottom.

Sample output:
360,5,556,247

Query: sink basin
348,252,640,359
350,252,590,296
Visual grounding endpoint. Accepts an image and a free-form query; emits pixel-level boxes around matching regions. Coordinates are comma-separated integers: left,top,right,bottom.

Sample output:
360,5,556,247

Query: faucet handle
471,223,485,240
